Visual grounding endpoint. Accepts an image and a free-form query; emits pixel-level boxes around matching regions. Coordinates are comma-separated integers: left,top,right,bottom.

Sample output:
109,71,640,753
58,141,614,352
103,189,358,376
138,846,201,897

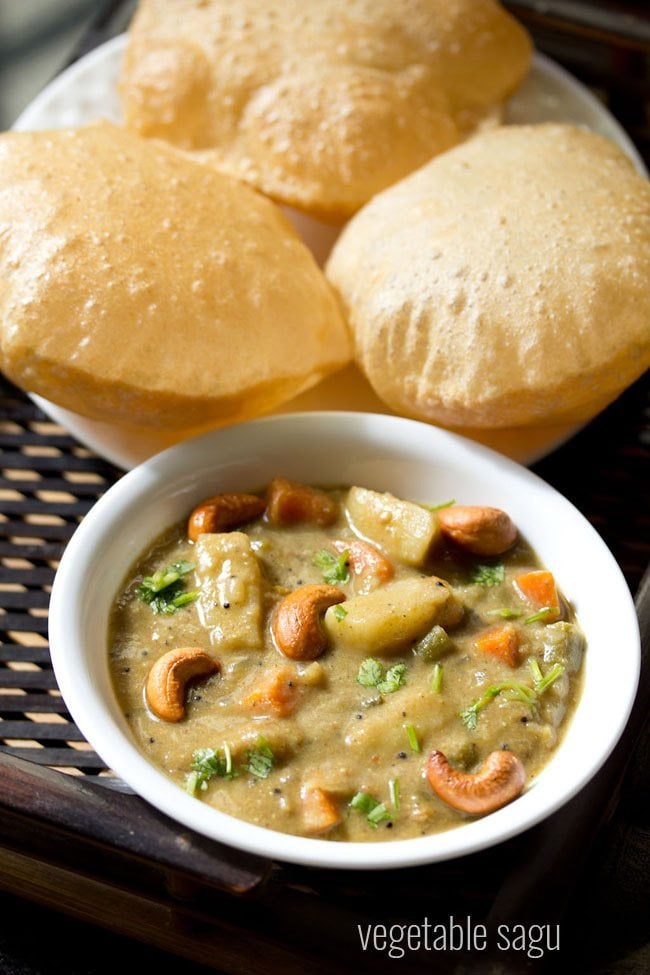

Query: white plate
14,37,647,470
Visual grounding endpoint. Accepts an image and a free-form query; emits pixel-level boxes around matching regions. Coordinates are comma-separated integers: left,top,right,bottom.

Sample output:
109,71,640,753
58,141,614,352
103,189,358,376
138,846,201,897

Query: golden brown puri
326,124,650,429
0,122,350,429
119,0,531,221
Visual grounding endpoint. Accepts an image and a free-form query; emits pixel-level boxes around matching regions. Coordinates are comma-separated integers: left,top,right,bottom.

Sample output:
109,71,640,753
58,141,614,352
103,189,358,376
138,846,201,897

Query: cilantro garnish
422,499,456,512
404,722,420,753
527,658,543,685
357,658,406,695
378,664,406,695
470,563,506,587
358,658,384,688
460,663,565,731
431,663,443,694
243,735,275,779
314,549,350,584
187,736,279,793
533,662,565,695
487,608,522,620
333,604,348,621
459,686,506,731
137,560,198,615
349,791,392,828
186,744,236,795
524,607,560,625
389,777,400,811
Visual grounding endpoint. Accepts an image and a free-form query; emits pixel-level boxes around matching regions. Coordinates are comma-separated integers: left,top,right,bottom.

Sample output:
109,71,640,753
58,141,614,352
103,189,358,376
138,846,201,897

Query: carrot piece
514,570,561,621
240,668,300,717
301,786,343,835
266,478,338,526
474,623,521,667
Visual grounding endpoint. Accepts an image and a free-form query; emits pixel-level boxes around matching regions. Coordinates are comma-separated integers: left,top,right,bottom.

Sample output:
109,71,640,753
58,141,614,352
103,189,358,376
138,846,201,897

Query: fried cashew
187,492,265,542
437,505,517,556
266,477,338,526
272,584,345,660
425,749,526,815
146,647,219,722
334,538,393,591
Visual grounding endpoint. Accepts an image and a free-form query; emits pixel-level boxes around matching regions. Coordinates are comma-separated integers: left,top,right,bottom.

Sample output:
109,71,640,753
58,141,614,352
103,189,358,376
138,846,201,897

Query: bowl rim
48,411,641,870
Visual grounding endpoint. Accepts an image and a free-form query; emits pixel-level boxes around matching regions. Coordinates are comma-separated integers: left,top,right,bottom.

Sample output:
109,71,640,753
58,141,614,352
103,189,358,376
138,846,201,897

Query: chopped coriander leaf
244,735,274,779
137,560,198,615
459,686,502,731
349,791,377,814
333,604,348,620
171,588,200,609
185,771,200,796
431,662,443,694
377,663,407,695
422,499,456,512
187,744,237,795
357,658,406,694
487,608,522,620
170,559,194,575
222,742,233,777
460,677,540,730
139,561,195,595
524,606,560,625
535,663,565,695
367,802,391,826
144,593,178,615
349,791,391,828
389,777,400,811
470,563,506,587
459,704,479,732
404,722,420,753
357,658,384,688
313,549,350,585
527,658,544,685
501,680,537,707
144,585,199,615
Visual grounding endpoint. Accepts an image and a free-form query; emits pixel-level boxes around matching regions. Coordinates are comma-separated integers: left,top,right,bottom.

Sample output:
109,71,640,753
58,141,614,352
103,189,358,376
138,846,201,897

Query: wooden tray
0,2,648,971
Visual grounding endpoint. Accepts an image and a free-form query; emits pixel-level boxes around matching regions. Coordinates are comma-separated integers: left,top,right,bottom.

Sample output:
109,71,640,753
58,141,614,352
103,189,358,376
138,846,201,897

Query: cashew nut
437,505,517,556
425,749,526,815
272,584,345,660
266,477,338,527
145,647,219,722
334,538,393,592
187,492,265,542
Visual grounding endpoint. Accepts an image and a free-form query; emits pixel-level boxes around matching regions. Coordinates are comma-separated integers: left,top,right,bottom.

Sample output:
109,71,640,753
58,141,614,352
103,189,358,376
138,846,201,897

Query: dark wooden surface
0,2,648,973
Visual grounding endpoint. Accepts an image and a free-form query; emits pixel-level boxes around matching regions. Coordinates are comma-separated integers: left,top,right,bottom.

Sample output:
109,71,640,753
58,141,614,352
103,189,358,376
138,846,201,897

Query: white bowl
48,412,640,869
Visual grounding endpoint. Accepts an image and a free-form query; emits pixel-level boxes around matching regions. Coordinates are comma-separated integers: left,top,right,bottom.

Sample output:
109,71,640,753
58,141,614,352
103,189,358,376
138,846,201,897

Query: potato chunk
345,486,440,566
323,577,458,656
195,532,262,651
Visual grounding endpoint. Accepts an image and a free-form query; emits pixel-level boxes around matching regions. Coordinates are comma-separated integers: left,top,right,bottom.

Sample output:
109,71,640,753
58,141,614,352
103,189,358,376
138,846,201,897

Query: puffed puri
0,122,351,428
119,0,532,221
325,123,650,429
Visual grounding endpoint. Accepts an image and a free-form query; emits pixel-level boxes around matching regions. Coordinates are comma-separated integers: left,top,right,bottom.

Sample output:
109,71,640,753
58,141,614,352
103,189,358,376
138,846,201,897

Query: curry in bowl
109,479,584,841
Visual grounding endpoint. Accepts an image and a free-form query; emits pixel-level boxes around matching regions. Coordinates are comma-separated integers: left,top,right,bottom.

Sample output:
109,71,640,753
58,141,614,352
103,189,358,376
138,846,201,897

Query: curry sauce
109,481,584,842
